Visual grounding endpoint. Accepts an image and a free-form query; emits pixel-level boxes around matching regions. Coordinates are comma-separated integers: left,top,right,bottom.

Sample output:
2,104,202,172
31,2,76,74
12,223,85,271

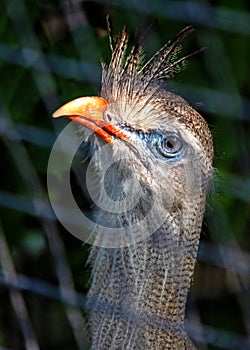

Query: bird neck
86,198,205,349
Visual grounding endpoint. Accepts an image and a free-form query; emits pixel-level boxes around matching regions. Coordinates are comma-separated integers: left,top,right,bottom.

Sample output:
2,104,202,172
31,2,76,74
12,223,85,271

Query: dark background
0,0,250,349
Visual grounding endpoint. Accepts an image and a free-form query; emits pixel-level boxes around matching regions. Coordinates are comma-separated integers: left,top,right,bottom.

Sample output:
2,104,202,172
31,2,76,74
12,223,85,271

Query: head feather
100,23,213,164
101,24,197,103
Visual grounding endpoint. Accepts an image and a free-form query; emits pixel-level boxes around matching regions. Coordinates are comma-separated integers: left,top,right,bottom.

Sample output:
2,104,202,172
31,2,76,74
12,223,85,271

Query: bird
52,23,214,350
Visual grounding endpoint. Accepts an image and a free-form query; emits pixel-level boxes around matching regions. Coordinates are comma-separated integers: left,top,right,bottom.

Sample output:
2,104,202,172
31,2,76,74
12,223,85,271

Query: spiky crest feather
101,24,197,98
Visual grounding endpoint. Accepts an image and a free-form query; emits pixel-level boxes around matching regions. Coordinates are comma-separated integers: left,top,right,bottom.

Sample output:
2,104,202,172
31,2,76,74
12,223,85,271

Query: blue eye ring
118,124,185,161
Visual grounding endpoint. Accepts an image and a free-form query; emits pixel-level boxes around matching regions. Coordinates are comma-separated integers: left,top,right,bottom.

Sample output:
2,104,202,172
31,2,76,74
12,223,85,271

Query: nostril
105,112,112,122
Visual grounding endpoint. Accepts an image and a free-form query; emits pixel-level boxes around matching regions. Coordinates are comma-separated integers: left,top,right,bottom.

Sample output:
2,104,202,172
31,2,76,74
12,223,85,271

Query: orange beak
52,96,128,143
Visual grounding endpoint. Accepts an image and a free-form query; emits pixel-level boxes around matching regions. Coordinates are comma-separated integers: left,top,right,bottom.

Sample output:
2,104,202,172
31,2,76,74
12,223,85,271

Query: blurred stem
0,222,40,350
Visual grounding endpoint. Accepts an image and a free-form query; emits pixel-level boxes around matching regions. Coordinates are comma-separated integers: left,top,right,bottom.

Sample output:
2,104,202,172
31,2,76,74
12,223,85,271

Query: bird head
53,25,213,246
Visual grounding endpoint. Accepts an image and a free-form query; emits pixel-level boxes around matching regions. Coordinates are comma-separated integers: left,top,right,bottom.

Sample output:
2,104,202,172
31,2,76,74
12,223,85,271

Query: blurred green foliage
0,0,249,349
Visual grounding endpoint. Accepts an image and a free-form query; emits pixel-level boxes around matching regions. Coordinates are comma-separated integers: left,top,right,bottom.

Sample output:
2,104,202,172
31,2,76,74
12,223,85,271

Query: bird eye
156,134,184,158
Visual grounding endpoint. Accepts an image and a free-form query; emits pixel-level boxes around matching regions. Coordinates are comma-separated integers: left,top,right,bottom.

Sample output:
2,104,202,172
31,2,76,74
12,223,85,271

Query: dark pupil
166,140,175,149
163,137,178,152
